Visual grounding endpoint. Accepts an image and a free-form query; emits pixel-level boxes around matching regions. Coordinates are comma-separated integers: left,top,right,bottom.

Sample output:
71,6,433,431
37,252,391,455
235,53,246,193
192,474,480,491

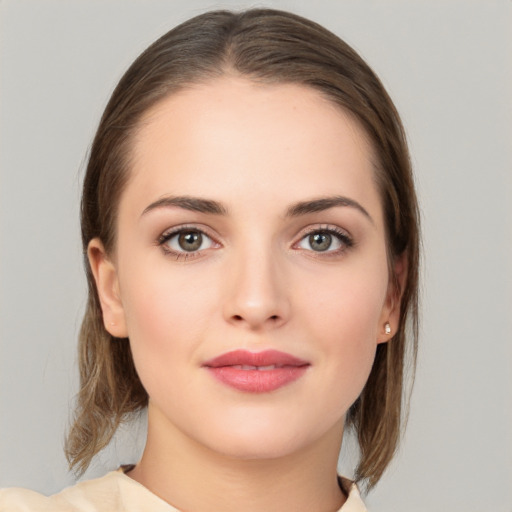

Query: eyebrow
141,195,228,217
286,196,373,223
141,194,372,223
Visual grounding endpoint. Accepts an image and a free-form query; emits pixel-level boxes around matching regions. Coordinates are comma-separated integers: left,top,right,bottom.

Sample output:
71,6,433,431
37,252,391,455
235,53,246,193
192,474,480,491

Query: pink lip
203,349,310,393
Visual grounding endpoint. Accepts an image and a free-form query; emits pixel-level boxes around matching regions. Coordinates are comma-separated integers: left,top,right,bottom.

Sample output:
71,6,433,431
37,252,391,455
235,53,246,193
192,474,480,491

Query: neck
127,404,346,512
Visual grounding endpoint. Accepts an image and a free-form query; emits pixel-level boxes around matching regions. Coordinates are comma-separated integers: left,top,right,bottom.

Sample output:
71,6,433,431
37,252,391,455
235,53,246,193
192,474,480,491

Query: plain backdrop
1,1,511,510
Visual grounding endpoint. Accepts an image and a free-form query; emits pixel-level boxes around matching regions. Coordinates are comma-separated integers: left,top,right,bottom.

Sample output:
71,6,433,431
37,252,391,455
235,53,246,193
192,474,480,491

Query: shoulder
1,470,176,512
0,471,131,512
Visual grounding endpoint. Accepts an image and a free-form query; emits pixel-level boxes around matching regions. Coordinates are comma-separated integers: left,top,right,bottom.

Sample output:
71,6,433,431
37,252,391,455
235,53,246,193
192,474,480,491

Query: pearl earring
384,322,391,335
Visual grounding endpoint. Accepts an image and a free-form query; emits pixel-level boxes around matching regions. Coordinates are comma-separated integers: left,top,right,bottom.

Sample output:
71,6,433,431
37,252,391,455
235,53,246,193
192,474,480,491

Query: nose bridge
223,233,289,329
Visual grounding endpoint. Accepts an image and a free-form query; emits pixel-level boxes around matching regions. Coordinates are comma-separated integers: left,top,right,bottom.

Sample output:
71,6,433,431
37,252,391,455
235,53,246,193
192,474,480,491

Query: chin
205,431,308,461
189,413,336,462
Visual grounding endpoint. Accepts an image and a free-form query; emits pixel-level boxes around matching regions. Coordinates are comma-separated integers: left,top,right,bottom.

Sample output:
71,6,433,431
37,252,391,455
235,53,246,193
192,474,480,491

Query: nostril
231,314,280,323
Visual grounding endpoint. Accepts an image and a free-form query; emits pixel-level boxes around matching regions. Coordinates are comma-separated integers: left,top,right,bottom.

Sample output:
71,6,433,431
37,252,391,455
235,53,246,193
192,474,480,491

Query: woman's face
92,77,397,460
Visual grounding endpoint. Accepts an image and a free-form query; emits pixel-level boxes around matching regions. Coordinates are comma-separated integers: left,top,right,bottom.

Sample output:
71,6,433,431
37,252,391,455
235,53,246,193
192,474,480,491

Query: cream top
0,469,367,511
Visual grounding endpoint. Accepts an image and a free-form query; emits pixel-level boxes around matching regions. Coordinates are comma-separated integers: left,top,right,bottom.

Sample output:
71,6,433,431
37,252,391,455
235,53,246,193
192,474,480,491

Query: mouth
203,349,310,393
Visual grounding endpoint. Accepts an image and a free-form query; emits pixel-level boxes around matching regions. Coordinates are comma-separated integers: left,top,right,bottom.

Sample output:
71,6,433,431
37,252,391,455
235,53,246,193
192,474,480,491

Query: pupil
310,232,331,251
178,231,202,251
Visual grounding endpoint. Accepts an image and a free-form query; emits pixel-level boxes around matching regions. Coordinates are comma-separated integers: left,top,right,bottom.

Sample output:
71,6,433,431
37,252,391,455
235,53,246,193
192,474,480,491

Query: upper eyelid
158,224,218,240
294,224,352,239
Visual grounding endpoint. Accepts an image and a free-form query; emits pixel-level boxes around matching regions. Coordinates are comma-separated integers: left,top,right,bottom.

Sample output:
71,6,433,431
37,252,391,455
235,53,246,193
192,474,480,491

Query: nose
222,245,290,331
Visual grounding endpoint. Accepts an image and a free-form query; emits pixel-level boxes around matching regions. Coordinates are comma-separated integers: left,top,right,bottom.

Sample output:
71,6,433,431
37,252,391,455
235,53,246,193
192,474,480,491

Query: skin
89,76,401,512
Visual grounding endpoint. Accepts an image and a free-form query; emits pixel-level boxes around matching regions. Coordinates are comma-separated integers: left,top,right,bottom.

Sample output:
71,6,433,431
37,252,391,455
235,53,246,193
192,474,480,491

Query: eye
296,228,353,253
159,228,216,254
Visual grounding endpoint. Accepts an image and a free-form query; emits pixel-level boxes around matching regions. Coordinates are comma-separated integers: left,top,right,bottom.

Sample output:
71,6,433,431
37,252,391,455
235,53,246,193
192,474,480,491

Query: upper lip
203,349,309,368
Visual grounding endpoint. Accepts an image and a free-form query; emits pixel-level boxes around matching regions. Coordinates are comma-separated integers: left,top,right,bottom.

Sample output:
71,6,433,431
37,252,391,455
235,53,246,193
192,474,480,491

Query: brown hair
66,8,420,490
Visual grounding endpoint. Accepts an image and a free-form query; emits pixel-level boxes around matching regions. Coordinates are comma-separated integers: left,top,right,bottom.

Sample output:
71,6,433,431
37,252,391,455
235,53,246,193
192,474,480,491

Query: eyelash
157,224,354,260
157,225,219,261
294,225,354,257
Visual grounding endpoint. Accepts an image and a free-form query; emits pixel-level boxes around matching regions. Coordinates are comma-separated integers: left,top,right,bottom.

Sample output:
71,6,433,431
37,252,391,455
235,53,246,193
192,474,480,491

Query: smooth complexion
89,76,400,512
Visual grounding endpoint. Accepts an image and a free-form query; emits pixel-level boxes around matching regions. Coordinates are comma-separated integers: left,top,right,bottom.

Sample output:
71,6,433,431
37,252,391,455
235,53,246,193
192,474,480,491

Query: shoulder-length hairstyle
67,8,420,490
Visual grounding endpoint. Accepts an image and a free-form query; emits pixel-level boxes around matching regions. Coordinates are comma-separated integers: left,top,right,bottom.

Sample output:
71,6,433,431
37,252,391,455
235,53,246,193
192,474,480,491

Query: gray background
1,1,511,510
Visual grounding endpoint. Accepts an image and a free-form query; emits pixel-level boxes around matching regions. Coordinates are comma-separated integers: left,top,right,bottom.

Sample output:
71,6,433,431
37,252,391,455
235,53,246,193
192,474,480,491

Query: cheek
299,261,388,341
320,284,381,374
295,260,389,391
118,262,217,378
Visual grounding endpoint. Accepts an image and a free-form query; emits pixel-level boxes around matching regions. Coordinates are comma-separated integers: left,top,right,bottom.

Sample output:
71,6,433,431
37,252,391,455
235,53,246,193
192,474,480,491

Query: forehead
123,77,381,221
135,76,373,159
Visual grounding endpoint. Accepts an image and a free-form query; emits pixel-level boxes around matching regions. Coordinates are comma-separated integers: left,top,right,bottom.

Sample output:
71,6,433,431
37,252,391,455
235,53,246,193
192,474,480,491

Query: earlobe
87,238,128,338
377,252,407,344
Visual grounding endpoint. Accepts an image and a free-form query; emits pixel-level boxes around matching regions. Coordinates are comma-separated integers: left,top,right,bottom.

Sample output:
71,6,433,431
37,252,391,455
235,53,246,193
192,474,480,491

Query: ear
87,238,128,338
377,252,407,344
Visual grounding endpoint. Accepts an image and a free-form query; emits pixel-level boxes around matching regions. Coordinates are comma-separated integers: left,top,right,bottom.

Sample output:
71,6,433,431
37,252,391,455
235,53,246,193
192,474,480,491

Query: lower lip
206,366,308,393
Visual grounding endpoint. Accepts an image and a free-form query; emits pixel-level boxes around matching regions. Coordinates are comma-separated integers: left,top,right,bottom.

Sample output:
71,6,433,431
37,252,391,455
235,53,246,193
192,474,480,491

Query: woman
1,8,419,511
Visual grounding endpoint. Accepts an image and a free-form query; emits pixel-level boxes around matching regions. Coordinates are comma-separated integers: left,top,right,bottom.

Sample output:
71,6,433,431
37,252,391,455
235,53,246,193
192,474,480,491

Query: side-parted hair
66,8,420,490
